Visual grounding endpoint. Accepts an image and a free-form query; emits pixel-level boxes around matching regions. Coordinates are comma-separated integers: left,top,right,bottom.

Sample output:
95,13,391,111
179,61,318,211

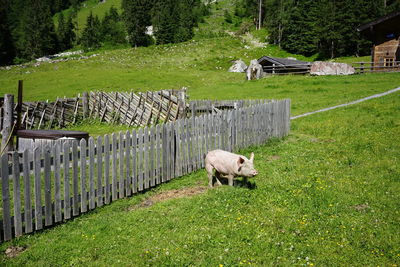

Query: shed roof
357,10,400,32
357,10,400,44
258,56,309,67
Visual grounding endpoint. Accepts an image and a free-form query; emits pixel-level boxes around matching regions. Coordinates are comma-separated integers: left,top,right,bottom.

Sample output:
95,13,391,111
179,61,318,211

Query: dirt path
291,86,400,120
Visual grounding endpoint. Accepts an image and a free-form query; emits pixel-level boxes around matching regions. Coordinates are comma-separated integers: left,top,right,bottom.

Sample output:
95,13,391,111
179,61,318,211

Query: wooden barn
357,10,400,70
257,56,310,74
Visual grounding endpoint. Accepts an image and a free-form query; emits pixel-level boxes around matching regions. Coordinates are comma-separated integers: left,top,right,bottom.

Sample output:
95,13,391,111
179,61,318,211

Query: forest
1,0,399,66
0,0,208,65
235,0,400,58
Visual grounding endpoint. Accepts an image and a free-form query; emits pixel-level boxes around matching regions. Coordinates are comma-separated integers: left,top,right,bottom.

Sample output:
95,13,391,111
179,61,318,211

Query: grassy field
0,81,398,266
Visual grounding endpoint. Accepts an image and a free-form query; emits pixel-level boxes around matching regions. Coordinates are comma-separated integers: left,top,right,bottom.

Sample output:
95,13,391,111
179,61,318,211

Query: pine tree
57,12,76,51
80,12,101,51
19,0,58,60
101,7,126,45
153,0,179,44
122,0,152,47
0,0,16,65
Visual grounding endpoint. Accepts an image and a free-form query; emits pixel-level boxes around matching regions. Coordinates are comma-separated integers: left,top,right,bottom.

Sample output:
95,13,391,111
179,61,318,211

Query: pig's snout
252,170,258,177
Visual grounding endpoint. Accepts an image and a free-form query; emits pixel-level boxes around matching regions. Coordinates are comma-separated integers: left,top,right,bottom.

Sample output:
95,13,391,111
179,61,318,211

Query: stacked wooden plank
0,99,291,242
88,90,186,126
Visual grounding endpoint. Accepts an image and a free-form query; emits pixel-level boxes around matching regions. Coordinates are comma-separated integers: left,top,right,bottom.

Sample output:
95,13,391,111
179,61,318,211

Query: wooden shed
357,10,400,70
257,56,310,74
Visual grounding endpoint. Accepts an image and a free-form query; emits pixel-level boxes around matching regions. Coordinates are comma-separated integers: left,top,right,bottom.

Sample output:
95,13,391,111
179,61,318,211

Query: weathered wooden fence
0,89,187,131
88,90,187,127
0,99,290,242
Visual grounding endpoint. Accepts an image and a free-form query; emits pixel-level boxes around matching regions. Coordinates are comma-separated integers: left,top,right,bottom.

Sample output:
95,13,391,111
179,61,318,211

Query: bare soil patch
352,203,370,212
129,186,207,211
4,246,26,258
268,155,281,161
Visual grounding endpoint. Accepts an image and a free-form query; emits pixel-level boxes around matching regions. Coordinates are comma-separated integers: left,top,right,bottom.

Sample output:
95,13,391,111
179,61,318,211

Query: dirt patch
129,186,207,211
4,246,26,258
268,155,281,161
352,203,370,212
311,138,336,143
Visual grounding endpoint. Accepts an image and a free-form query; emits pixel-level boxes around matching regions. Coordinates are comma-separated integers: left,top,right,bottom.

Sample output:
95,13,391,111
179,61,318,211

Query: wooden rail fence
0,89,187,131
0,99,290,242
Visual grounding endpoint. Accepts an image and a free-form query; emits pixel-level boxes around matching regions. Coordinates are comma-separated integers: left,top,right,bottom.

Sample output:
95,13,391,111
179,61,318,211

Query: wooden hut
257,56,310,74
357,10,400,71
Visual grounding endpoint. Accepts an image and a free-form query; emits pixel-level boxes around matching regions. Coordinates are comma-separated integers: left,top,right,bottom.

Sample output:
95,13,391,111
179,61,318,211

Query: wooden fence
88,90,186,127
0,99,290,242
0,89,187,131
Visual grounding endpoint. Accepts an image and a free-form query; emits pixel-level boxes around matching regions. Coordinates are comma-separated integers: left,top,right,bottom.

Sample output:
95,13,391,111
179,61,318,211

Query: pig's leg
206,163,214,188
227,174,234,186
215,171,223,186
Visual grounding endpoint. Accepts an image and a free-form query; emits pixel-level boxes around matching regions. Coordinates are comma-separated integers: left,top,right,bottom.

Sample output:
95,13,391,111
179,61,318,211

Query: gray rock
310,61,355,76
246,59,263,80
228,60,247,73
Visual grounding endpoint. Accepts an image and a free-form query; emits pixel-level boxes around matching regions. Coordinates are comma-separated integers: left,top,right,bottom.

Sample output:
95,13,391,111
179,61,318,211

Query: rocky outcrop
311,61,355,76
246,59,263,80
228,60,247,73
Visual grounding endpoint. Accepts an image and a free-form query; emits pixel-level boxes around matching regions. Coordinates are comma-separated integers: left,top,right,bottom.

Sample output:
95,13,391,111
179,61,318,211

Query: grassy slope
1,86,399,266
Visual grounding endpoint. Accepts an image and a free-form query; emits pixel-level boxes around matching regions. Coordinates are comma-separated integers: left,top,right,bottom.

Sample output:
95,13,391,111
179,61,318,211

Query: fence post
82,92,89,119
2,94,14,152
360,62,364,74
178,90,186,119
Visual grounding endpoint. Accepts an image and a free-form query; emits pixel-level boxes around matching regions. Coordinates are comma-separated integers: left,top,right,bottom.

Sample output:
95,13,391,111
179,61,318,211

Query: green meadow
0,0,399,265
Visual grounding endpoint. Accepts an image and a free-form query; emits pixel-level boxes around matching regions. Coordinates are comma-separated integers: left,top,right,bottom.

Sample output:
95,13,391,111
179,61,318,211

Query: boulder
310,61,355,76
246,59,263,80
228,60,247,73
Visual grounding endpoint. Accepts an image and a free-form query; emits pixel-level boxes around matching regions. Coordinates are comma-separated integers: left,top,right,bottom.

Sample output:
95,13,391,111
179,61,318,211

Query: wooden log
23,149,33,233
80,139,87,213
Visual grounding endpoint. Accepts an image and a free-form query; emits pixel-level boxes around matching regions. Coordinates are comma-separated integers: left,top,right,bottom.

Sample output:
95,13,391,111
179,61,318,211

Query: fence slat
72,141,79,216
63,142,71,219
131,130,137,193
119,132,125,198
104,135,110,204
97,136,103,207
11,152,23,236
138,128,144,191
33,148,42,230
149,126,155,187
1,154,12,240
80,139,87,213
23,149,33,233
143,127,149,189
43,147,52,226
112,133,118,200
54,143,62,221
125,131,131,196
156,125,161,184
88,137,95,210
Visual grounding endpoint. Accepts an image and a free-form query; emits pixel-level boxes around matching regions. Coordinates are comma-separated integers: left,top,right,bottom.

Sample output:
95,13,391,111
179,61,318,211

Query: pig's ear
250,152,254,162
237,157,245,167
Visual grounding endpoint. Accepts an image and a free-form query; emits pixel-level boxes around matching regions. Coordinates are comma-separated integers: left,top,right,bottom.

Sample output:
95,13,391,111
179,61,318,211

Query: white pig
205,149,258,187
